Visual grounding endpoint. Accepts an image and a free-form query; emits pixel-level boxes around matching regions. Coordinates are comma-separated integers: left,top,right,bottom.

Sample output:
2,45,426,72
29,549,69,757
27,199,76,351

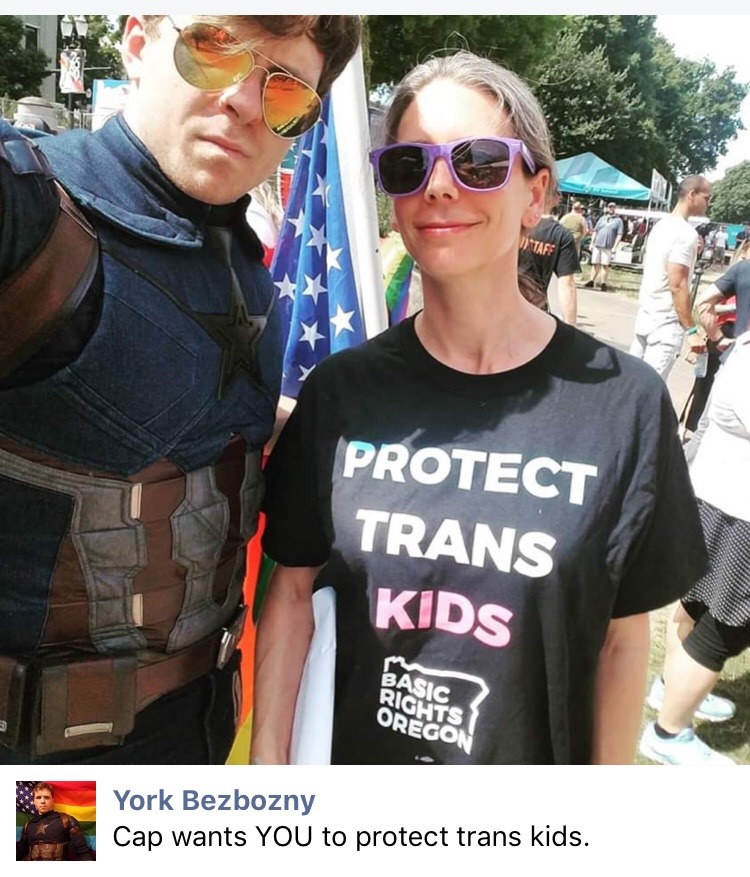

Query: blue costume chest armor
0,117,281,755
0,115,281,474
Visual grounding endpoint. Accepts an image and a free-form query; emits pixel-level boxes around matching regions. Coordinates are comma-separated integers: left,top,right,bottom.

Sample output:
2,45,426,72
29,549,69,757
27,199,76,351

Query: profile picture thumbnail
16,780,96,861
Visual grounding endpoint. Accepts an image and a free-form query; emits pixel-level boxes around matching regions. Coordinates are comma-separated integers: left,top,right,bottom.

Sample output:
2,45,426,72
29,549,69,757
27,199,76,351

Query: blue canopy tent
556,152,650,201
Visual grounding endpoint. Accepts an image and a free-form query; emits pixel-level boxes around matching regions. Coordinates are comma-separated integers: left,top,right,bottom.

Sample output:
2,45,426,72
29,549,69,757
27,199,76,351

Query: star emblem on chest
188,226,269,400
33,820,50,837
190,298,267,400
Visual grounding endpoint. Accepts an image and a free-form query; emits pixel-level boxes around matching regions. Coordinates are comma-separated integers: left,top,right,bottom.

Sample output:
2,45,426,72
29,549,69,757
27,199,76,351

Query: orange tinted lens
263,73,321,138
174,23,252,90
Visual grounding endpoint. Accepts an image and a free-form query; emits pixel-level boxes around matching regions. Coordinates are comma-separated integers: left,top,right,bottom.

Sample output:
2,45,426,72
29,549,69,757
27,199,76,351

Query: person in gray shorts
584,202,623,291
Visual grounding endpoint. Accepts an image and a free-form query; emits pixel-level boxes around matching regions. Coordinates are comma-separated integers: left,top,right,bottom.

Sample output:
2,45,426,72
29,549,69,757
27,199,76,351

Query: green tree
650,38,747,178
367,15,566,87
710,161,750,224
573,15,660,110
0,16,51,99
563,16,747,183
531,31,644,162
555,16,666,183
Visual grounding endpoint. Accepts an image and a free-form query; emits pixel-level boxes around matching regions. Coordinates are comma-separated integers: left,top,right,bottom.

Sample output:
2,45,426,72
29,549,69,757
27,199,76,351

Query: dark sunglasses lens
451,139,511,189
378,145,430,195
264,73,321,138
174,23,252,90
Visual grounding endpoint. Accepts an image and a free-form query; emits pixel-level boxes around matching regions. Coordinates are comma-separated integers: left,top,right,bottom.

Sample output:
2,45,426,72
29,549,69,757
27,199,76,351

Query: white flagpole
331,45,388,340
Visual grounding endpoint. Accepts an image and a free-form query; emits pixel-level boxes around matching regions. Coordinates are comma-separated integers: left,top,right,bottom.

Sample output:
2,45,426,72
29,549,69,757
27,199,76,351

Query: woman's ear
120,16,149,84
521,168,550,230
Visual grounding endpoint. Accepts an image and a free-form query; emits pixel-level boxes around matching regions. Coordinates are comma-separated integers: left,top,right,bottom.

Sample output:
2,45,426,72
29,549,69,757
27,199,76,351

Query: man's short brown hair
144,15,361,97
676,174,710,202
33,782,54,796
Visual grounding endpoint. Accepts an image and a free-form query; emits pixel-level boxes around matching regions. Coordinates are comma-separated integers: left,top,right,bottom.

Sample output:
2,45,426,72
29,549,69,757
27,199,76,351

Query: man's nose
218,68,266,126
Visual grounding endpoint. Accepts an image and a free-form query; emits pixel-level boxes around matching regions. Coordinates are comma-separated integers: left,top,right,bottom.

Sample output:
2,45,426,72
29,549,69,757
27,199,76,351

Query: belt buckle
216,605,248,670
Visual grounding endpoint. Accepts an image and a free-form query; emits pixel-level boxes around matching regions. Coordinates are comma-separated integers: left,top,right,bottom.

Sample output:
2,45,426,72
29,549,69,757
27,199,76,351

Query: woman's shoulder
554,321,670,399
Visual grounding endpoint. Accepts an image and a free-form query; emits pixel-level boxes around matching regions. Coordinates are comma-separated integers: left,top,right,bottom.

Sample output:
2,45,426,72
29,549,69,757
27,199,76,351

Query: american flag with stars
271,94,366,399
16,781,41,816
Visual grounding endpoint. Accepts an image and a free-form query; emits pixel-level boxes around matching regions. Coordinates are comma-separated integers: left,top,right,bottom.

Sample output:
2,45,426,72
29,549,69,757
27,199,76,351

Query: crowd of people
1,15,747,768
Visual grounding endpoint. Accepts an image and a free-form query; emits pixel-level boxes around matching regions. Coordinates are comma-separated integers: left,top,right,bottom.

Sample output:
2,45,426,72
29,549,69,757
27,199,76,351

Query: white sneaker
647,676,736,723
639,722,735,765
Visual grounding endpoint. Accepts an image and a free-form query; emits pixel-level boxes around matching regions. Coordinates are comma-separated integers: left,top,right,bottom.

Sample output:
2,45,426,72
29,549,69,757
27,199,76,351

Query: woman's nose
424,157,459,199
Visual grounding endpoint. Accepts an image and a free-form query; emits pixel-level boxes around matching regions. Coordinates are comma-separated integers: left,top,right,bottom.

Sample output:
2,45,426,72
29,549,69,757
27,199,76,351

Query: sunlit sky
655,14,750,179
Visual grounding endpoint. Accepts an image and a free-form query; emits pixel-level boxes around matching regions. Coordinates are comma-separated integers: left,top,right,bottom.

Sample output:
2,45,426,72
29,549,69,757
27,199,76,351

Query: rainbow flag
17,780,96,857
380,231,414,325
225,521,270,765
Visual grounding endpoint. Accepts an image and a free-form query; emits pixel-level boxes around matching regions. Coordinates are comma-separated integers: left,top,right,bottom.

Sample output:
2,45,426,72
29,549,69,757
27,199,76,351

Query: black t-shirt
263,318,706,764
518,217,581,304
715,261,750,335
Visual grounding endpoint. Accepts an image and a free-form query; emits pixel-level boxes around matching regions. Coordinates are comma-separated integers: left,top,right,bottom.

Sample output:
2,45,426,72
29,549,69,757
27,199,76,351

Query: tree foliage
651,38,747,178
0,16,51,99
532,31,643,161
529,15,747,185
367,16,566,86
710,161,750,224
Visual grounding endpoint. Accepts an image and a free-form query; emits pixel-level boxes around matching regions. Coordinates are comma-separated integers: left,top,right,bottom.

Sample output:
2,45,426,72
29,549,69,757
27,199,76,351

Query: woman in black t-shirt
252,52,705,765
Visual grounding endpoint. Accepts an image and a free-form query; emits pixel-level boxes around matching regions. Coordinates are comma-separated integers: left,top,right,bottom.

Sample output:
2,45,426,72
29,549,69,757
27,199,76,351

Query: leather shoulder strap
0,181,98,380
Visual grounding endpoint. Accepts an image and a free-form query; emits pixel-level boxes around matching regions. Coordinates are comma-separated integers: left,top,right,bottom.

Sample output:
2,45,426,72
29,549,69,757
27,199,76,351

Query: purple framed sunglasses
369,137,537,197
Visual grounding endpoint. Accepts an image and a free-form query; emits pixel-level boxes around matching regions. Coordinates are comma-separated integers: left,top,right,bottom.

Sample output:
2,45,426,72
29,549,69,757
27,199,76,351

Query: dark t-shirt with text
263,318,705,764
518,217,581,307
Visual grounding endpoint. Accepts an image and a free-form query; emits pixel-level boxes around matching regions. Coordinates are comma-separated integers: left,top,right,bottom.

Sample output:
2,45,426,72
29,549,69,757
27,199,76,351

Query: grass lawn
638,606,750,765
576,265,642,297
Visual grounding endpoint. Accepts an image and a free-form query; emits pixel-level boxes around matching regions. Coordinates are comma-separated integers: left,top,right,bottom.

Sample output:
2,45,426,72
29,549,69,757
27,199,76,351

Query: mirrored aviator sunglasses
171,19,322,139
370,137,537,197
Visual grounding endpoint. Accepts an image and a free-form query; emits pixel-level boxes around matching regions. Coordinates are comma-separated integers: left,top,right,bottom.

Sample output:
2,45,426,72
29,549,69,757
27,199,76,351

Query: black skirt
683,499,750,626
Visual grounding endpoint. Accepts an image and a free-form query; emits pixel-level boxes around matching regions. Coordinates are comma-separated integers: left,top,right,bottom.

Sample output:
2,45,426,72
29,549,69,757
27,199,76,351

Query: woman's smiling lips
416,219,479,236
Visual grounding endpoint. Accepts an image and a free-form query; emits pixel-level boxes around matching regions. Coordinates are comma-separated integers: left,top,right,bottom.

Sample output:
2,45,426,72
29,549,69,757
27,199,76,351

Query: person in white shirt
713,225,729,266
629,175,712,380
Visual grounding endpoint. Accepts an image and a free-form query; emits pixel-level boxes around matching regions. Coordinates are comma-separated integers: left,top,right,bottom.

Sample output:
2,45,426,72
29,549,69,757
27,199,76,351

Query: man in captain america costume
0,15,360,764
16,783,94,860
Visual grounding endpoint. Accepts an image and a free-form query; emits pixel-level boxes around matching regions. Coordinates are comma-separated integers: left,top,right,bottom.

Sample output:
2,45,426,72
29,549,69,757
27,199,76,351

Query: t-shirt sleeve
553,226,581,277
262,372,332,567
608,385,707,617
714,262,739,297
667,228,697,268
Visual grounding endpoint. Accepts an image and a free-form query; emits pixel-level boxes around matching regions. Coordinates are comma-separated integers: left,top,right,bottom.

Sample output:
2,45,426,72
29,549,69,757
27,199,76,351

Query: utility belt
28,843,67,861
0,605,246,757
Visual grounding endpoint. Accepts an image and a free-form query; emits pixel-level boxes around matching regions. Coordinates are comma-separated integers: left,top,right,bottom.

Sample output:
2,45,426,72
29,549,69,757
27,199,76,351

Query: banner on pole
650,168,669,207
59,49,86,94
